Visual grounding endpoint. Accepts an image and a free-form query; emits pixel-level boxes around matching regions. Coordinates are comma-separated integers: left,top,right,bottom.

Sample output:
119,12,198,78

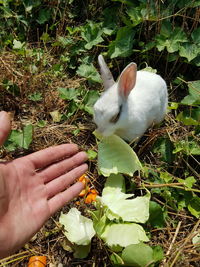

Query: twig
169,220,200,267
0,57,23,77
168,211,193,220
182,158,200,179
143,182,200,193
161,221,182,267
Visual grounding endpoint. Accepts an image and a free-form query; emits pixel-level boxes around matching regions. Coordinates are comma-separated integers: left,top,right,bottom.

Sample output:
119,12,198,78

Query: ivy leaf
28,92,42,102
191,27,200,44
176,109,200,126
179,43,200,62
152,246,164,263
173,140,200,155
86,150,97,160
153,137,174,164
127,7,143,26
37,8,51,24
81,21,104,50
81,90,99,115
4,125,33,150
149,201,165,228
187,196,200,218
77,64,101,83
155,27,188,53
187,81,200,104
58,88,81,100
178,176,196,189
108,26,135,58
102,7,119,35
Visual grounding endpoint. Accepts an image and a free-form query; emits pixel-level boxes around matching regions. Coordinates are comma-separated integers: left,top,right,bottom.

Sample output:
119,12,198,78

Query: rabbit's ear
98,55,115,90
118,63,137,99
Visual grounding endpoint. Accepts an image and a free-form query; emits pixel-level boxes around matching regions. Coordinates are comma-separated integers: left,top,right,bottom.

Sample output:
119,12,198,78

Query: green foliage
28,92,42,102
148,201,166,228
108,26,135,58
4,125,33,151
1,0,199,265
81,21,104,50
122,243,163,267
58,87,99,117
2,79,20,96
181,81,200,106
153,137,174,164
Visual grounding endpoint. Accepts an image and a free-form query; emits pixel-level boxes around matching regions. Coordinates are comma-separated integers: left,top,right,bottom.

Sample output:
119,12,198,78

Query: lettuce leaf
59,208,95,245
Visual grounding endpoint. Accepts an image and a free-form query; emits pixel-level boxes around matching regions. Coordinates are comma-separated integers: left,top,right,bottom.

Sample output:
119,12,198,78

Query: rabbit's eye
110,105,122,123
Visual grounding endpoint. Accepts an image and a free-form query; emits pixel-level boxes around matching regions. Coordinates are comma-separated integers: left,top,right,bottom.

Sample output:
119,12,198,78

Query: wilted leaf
97,134,142,176
13,39,25,49
50,110,62,123
192,232,200,248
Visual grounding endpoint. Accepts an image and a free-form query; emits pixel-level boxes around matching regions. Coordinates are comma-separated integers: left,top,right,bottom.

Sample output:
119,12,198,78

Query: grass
0,1,200,265
0,46,199,266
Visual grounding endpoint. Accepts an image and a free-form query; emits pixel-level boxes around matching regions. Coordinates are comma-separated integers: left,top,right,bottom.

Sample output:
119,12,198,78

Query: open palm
0,111,88,258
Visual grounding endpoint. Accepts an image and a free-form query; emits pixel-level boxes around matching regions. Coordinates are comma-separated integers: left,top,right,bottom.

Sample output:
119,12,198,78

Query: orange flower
84,189,98,204
78,174,90,197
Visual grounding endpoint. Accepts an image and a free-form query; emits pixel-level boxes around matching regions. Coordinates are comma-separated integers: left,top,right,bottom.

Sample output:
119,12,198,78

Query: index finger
26,144,79,169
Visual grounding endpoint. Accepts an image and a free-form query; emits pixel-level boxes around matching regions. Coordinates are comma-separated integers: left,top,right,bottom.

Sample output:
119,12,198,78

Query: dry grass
0,50,199,267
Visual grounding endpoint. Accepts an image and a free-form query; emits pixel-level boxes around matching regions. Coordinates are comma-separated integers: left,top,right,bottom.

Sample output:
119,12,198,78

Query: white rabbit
93,55,168,142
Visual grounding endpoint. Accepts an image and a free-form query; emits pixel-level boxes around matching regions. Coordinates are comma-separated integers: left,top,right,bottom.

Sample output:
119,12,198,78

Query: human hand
0,111,88,258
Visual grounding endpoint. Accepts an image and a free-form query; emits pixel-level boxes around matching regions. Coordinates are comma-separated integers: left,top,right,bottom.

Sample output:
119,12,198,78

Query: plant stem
142,183,200,193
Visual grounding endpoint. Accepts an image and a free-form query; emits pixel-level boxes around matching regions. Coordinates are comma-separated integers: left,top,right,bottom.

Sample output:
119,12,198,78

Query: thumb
0,111,11,146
